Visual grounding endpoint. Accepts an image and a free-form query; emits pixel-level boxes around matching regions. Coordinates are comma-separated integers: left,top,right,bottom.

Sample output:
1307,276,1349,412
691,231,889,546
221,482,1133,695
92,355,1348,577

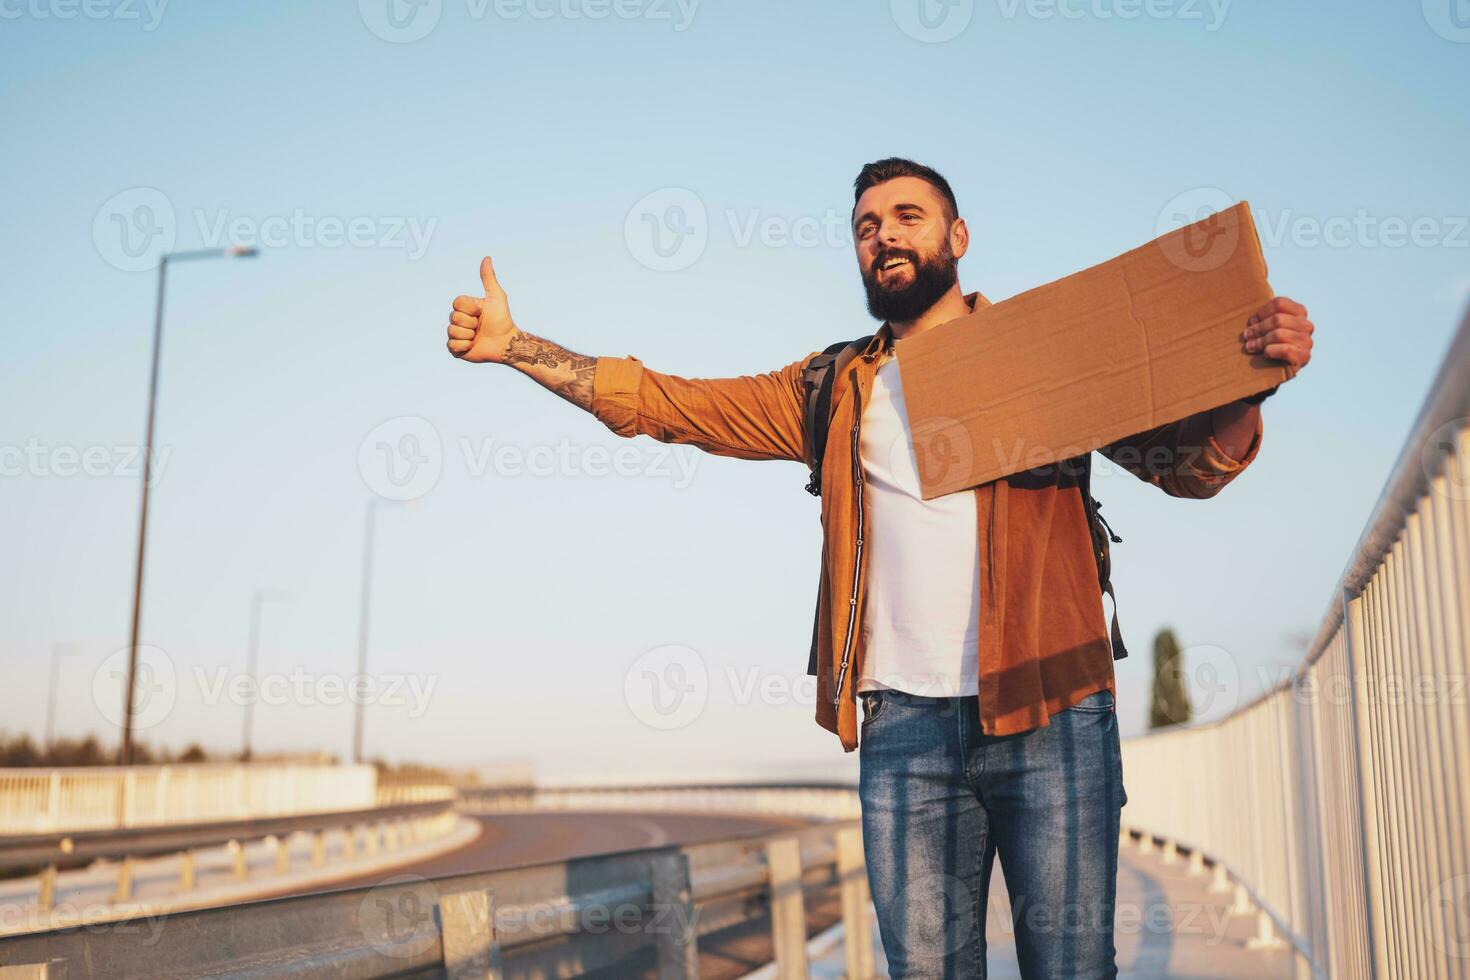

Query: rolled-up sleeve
590,353,813,463
1098,407,1263,499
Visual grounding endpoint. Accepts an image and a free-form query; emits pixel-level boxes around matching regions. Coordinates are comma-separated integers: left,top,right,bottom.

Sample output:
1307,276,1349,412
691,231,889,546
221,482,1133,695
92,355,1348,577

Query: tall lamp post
120,246,257,766
45,643,79,752
241,588,291,761
353,499,379,766
353,497,410,765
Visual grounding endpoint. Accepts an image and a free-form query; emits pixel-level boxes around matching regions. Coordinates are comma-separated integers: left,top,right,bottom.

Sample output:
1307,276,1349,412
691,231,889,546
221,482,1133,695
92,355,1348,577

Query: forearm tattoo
504,330,597,410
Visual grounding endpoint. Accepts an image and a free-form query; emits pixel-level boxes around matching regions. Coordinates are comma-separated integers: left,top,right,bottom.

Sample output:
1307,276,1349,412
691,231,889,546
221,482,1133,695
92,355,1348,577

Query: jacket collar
862,289,991,359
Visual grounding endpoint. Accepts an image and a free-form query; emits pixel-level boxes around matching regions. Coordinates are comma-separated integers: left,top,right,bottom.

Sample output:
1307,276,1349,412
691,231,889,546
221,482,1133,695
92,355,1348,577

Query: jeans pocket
1066,688,1115,713
860,690,887,728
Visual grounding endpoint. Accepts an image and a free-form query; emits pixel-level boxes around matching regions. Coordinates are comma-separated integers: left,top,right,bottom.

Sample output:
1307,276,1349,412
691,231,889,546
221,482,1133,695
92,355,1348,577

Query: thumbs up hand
447,256,517,363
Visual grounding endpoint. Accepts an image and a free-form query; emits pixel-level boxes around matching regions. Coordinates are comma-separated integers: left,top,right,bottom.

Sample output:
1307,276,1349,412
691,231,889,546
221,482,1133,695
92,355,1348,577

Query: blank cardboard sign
895,201,1288,500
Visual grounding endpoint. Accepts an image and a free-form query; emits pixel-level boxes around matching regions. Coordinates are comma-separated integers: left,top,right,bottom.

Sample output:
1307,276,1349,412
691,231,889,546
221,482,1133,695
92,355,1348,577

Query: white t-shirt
855,353,981,698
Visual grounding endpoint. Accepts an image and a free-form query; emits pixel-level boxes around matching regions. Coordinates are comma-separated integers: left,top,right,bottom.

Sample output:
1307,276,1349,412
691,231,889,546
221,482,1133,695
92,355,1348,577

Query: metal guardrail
0,797,456,872
0,784,872,979
1120,304,1470,979
0,764,379,835
0,792,462,933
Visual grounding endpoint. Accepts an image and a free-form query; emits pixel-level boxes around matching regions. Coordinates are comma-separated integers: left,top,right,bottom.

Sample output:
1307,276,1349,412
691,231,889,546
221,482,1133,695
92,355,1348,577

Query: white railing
1121,306,1470,979
0,763,377,834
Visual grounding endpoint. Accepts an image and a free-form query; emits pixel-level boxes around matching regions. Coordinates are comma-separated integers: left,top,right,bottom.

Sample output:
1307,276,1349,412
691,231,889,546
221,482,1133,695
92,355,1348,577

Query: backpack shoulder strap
801,336,873,497
1077,453,1129,661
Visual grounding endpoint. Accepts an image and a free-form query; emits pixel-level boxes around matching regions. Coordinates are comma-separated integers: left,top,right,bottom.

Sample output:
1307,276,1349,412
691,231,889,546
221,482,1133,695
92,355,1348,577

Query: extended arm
446,256,811,461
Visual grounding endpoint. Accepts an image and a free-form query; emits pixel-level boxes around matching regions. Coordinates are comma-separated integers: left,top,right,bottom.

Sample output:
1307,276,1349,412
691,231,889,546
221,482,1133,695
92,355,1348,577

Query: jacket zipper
832,373,865,709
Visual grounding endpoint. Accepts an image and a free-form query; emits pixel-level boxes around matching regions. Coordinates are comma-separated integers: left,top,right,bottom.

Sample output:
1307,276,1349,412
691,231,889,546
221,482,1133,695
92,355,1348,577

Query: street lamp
120,246,258,766
241,588,291,762
353,497,411,764
45,643,79,752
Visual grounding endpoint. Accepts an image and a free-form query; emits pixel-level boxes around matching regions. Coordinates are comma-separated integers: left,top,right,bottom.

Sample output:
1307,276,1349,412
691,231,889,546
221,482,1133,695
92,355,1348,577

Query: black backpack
799,337,1128,675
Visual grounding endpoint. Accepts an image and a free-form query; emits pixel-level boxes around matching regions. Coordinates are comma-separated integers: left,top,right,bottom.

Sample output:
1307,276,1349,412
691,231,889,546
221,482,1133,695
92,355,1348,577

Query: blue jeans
857,687,1127,979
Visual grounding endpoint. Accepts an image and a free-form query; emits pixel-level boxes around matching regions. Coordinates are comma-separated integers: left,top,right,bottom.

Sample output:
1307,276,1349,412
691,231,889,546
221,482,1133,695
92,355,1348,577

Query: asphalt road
321,809,812,887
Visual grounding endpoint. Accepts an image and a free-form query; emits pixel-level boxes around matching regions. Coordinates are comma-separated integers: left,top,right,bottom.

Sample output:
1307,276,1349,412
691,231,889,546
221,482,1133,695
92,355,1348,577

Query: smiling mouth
876,255,913,278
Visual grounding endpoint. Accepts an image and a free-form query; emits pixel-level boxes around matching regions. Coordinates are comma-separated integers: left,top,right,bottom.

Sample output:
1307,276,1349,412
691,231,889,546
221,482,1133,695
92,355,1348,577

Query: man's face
852,175,964,323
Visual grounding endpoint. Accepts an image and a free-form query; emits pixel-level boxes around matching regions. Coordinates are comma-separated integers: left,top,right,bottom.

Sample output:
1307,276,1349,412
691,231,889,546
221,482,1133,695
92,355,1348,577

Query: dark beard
862,241,959,324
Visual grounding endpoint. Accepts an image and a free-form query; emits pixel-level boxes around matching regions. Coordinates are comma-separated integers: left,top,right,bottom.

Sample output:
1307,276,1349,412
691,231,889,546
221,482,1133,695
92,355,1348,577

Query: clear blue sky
3,0,1467,781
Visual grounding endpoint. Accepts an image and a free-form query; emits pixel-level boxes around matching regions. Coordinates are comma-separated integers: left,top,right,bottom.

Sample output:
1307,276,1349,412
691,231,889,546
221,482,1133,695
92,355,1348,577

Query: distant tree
1149,628,1193,729
178,744,208,763
49,735,108,767
0,734,41,767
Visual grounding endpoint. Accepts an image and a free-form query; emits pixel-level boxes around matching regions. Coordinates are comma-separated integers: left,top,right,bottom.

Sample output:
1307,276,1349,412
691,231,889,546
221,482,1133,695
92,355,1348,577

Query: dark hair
852,157,959,225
